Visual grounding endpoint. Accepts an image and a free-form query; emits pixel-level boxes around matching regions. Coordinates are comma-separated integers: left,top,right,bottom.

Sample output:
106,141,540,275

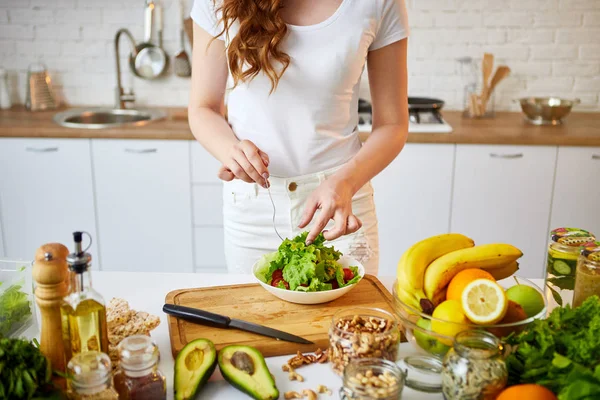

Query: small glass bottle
113,335,166,400
340,358,405,400
61,232,109,365
573,242,600,307
441,330,507,400
67,351,118,400
545,228,596,308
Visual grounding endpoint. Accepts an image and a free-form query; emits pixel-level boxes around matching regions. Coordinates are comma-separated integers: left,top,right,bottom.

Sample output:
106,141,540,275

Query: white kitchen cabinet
0,212,5,258
0,138,98,261
191,142,222,184
550,147,600,235
92,140,193,272
451,145,557,278
372,144,455,277
192,185,223,227
194,227,226,271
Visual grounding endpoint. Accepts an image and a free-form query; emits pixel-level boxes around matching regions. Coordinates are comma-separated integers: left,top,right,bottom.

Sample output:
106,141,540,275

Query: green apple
413,318,450,356
506,285,545,317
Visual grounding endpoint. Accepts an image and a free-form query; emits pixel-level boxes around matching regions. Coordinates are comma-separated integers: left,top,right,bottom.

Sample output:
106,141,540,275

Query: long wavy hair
213,0,290,92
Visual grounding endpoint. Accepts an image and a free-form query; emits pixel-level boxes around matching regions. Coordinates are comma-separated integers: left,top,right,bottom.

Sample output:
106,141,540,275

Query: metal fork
263,173,284,241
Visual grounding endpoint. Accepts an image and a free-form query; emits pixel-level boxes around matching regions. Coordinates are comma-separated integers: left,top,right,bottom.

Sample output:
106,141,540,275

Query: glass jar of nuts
340,358,405,400
329,308,400,375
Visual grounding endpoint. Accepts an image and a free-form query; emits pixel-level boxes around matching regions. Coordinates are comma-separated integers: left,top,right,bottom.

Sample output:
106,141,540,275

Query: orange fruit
446,268,495,301
487,300,528,338
496,384,557,400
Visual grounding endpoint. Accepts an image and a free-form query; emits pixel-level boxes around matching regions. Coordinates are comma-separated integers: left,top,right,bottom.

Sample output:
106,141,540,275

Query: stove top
357,99,453,134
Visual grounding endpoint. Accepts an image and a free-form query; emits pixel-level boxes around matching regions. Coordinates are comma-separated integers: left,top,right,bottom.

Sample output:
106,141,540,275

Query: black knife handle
163,304,231,327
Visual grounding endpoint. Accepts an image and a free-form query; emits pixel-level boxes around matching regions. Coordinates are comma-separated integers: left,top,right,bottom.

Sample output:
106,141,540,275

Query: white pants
222,166,380,275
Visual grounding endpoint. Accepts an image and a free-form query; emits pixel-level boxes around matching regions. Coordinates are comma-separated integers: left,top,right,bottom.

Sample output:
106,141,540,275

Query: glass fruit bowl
392,276,547,359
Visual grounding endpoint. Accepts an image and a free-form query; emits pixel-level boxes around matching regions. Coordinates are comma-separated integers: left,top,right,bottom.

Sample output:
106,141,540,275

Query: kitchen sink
53,108,167,129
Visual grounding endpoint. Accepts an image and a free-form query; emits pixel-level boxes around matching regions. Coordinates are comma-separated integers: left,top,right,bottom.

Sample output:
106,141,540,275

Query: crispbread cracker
106,297,160,367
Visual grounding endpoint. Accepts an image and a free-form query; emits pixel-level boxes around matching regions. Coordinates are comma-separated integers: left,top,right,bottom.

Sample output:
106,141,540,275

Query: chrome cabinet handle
124,148,157,154
490,153,523,159
592,154,600,160
25,147,59,153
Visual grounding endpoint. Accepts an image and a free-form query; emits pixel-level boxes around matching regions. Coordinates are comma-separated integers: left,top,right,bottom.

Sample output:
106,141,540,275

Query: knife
163,304,313,345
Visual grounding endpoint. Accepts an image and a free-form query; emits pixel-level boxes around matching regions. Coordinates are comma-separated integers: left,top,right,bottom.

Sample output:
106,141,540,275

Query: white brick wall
0,0,599,111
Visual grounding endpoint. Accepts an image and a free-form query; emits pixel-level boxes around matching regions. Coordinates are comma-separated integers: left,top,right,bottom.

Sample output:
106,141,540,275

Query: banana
486,261,519,280
424,243,523,300
396,262,427,300
397,233,475,291
394,283,422,313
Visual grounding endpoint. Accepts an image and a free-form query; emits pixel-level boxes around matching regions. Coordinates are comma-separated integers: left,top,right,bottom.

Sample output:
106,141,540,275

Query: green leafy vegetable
255,232,361,292
505,296,600,400
0,337,59,399
0,281,32,337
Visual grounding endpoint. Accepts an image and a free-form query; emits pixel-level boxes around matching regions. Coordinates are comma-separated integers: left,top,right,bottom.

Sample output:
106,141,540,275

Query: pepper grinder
32,242,70,387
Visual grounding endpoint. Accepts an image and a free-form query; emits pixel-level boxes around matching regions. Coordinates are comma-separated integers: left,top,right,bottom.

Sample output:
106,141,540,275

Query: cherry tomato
343,268,354,283
272,269,283,278
329,279,340,289
271,277,289,290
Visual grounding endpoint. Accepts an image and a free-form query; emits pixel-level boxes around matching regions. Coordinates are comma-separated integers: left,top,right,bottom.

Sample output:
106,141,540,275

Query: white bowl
252,255,365,305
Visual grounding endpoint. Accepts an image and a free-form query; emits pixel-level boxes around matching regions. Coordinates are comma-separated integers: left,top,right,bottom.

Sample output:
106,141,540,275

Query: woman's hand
217,140,270,186
298,177,362,244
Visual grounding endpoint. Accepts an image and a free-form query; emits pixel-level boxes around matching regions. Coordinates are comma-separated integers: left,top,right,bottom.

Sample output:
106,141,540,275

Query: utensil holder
25,63,58,111
463,83,495,119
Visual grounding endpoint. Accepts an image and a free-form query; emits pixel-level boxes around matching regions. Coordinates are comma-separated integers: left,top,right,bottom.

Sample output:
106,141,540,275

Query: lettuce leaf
257,232,362,292
505,296,600,399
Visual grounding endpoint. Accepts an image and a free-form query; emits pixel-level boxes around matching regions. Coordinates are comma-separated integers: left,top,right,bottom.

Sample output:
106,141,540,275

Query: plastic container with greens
0,260,36,338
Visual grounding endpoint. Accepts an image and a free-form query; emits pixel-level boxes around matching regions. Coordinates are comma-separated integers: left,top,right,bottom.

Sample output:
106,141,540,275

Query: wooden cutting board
165,275,401,358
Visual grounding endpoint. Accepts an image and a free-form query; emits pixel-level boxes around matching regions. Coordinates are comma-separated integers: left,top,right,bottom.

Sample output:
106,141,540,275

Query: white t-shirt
191,0,409,177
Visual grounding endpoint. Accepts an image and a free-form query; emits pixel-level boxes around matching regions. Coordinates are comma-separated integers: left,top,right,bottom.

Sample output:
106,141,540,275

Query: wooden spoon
482,65,511,112
480,53,495,102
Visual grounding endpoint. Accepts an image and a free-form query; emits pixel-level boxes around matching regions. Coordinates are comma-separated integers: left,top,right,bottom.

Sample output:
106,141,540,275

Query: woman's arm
188,22,269,185
300,38,409,243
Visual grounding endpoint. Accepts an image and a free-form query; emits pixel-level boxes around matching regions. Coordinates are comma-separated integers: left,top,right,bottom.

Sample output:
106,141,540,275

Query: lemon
461,279,508,325
431,300,469,346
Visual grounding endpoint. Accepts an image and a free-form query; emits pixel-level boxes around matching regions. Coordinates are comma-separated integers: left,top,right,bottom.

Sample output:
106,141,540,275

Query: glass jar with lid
113,335,166,400
441,330,507,400
545,228,596,308
67,351,118,400
573,242,600,308
329,308,400,376
340,358,406,400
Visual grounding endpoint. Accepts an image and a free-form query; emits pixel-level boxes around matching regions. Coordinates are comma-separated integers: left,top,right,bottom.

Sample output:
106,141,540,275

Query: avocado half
218,345,279,400
174,339,217,400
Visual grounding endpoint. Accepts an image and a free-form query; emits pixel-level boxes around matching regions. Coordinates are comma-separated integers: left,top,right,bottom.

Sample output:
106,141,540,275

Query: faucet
114,29,137,109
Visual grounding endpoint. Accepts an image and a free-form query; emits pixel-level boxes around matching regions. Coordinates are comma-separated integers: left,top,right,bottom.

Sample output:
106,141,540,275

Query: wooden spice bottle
32,242,70,387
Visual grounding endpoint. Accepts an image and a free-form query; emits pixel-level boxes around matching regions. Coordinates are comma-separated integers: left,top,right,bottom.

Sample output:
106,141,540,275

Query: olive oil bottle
61,232,108,364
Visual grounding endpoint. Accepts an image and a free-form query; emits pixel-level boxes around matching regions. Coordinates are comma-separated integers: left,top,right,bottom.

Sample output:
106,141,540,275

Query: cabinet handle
593,154,600,160
25,147,59,153
490,153,523,159
124,148,157,154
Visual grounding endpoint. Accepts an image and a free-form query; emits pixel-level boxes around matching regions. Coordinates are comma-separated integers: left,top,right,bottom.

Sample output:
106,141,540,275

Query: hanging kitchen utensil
129,0,167,80
174,0,191,77
25,63,58,111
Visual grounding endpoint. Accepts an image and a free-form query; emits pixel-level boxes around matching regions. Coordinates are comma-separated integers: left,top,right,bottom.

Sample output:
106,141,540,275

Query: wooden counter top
1,106,600,146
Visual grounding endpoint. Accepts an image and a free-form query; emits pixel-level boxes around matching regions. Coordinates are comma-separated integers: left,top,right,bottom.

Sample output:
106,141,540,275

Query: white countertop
87,271,438,400
48,271,543,400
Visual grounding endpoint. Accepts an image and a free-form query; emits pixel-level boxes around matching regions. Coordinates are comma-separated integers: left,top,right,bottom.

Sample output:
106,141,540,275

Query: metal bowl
517,97,580,125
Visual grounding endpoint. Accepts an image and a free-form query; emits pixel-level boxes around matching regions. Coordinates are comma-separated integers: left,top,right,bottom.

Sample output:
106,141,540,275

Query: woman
189,0,409,274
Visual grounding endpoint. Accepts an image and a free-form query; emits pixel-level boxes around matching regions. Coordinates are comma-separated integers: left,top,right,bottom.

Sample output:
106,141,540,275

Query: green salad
256,232,361,292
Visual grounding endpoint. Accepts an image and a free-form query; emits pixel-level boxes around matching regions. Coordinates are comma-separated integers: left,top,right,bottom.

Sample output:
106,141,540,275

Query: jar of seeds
67,351,119,400
441,330,507,400
329,308,400,375
340,358,406,400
